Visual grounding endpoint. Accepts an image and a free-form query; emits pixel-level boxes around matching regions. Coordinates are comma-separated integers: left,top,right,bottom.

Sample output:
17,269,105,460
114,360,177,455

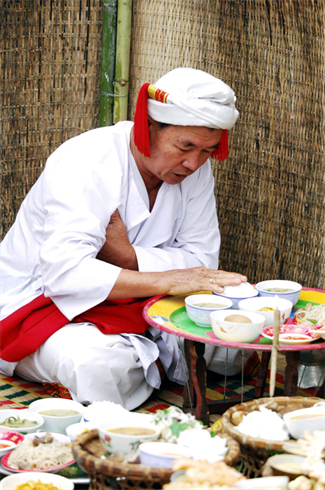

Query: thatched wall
1,0,324,289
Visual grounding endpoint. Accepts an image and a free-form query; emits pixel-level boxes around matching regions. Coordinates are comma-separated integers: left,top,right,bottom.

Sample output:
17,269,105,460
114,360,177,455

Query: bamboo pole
99,0,118,127
269,308,281,397
113,0,132,123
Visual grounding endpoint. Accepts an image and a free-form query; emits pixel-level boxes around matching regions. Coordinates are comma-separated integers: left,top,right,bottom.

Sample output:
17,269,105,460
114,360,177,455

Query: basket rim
222,396,323,452
72,428,241,479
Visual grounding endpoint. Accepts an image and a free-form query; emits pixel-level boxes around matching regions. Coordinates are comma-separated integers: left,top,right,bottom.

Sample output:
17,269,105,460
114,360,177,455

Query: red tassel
133,83,151,157
211,130,228,161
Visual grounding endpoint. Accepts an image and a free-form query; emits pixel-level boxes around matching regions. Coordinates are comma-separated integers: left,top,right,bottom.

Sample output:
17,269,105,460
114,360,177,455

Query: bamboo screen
1,0,324,289
0,0,103,239
129,0,325,289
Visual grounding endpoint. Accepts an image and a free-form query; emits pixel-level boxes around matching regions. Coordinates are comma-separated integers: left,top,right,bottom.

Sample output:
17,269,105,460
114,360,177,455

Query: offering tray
144,288,325,424
72,429,241,490
222,396,322,479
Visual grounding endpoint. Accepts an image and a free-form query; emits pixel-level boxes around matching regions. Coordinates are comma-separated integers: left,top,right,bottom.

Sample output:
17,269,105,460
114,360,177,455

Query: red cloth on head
0,294,153,363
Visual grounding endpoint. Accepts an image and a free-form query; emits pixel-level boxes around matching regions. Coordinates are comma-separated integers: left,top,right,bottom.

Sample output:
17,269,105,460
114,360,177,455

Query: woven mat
0,371,315,415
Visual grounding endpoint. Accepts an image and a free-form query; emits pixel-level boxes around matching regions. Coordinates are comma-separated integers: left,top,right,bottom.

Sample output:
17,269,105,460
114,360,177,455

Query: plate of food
261,325,315,345
293,303,325,328
0,432,75,473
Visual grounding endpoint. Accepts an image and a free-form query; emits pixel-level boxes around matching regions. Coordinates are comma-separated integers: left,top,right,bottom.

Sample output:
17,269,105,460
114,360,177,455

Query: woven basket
222,396,323,479
72,429,241,490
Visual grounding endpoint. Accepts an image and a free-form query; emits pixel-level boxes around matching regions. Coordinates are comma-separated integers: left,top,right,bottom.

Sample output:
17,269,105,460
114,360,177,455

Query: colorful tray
143,287,325,352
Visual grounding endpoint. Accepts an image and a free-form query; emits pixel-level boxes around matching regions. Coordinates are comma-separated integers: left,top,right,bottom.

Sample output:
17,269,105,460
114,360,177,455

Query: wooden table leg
254,351,271,398
182,339,209,426
284,351,300,395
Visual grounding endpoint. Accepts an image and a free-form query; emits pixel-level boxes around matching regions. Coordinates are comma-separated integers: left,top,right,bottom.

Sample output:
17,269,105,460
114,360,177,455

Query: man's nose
181,153,201,171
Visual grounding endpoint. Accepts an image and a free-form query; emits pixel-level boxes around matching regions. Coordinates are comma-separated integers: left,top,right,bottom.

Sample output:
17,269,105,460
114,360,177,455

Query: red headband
133,82,229,161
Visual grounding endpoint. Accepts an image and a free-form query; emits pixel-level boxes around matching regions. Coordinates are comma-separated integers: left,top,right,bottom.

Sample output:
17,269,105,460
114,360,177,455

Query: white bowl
185,294,233,327
0,440,17,456
0,409,44,434
139,442,192,468
210,309,265,343
0,472,74,490
99,421,160,454
238,297,293,327
283,406,325,439
29,399,84,434
256,280,302,306
235,476,289,489
212,284,258,309
0,430,25,454
66,421,97,441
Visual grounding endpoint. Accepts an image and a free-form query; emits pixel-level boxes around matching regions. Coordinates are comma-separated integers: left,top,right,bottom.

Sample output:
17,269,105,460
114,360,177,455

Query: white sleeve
39,141,123,321
134,163,220,272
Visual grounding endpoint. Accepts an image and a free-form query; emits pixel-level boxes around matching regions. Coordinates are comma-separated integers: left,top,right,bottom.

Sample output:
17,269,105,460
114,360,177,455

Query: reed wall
1,0,324,288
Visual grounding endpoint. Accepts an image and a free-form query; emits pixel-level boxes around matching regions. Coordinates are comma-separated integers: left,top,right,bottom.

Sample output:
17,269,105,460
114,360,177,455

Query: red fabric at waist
0,294,153,363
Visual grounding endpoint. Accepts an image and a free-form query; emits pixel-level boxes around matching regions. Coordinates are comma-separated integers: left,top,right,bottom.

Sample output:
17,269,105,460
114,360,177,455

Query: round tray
72,429,241,489
222,396,323,479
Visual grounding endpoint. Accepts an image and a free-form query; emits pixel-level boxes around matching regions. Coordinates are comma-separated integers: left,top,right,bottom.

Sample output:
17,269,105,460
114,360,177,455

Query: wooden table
143,288,325,425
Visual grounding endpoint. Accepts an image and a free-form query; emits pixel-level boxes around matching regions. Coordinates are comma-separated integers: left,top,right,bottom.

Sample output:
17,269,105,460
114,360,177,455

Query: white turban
147,67,239,129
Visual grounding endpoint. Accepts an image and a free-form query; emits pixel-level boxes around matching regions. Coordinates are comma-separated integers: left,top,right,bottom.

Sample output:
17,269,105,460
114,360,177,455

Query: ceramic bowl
238,296,293,327
185,294,233,327
0,472,74,490
235,476,289,489
0,409,44,434
267,454,306,480
66,421,97,441
99,421,160,454
29,399,84,434
210,309,265,343
139,442,192,468
256,280,302,306
283,406,325,439
212,284,258,309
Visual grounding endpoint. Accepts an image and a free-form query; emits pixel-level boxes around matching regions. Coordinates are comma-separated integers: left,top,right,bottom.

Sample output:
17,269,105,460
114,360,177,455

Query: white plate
0,461,90,485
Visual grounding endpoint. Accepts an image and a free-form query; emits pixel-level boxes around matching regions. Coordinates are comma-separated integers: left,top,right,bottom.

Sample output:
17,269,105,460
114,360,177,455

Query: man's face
138,120,223,187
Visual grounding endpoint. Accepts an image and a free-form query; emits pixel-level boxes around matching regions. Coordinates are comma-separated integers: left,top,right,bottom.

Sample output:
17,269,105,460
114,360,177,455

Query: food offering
294,304,325,328
0,430,25,456
185,294,233,327
210,309,265,343
256,280,302,306
0,410,44,434
212,282,258,309
238,296,293,327
0,472,74,490
261,325,315,345
2,432,74,472
29,400,83,434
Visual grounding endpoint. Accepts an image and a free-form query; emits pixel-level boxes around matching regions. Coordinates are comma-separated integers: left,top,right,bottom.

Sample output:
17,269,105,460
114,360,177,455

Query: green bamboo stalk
99,0,118,127
113,0,132,123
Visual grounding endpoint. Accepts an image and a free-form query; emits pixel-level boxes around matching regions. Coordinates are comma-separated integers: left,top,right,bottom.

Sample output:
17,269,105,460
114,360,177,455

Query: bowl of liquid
99,421,160,454
29,399,84,434
283,406,325,439
139,442,192,468
0,409,44,434
256,280,302,306
185,294,233,327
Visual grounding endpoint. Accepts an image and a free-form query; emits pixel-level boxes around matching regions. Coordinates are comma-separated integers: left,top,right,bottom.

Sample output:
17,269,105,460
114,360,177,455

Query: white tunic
0,121,221,387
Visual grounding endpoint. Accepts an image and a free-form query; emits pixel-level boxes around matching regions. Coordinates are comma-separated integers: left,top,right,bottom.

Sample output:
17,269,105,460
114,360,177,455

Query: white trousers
14,323,251,409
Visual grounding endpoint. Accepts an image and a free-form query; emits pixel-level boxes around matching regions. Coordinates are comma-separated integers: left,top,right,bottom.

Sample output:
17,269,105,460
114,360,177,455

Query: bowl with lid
212,283,258,309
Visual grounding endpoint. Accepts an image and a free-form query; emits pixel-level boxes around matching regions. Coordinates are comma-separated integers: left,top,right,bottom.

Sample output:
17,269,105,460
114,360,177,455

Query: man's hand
97,210,139,270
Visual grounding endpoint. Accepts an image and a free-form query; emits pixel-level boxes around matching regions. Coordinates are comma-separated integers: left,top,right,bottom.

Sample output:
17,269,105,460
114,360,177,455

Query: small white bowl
0,409,44,434
210,309,265,343
256,280,302,306
213,284,258,309
99,421,160,454
139,442,192,468
185,294,233,327
66,421,97,441
283,406,325,439
235,476,289,489
0,440,17,456
238,297,293,327
0,472,74,490
29,399,84,434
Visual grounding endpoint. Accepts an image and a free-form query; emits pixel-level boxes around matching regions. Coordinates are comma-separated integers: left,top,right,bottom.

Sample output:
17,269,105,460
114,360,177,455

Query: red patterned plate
1,451,75,473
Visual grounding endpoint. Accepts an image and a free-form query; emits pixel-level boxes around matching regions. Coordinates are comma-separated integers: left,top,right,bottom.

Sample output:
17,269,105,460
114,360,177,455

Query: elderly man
0,68,249,409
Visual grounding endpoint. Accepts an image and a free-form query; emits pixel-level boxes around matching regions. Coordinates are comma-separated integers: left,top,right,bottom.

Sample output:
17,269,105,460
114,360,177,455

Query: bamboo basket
222,396,323,479
72,429,241,490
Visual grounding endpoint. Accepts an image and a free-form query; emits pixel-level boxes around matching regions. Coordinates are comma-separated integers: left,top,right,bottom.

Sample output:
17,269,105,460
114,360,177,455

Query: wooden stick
269,308,280,397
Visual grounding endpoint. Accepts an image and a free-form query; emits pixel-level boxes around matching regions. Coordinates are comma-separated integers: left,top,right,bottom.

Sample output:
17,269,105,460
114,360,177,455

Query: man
0,67,248,409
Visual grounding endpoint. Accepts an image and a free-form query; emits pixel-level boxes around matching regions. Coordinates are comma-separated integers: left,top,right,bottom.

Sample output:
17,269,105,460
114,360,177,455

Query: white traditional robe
0,121,247,407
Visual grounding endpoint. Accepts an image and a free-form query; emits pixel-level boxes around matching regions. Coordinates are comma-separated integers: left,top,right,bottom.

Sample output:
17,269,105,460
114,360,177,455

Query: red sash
0,294,153,363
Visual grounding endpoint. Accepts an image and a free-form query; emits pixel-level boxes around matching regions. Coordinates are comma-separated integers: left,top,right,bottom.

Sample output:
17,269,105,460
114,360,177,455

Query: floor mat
0,371,316,414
